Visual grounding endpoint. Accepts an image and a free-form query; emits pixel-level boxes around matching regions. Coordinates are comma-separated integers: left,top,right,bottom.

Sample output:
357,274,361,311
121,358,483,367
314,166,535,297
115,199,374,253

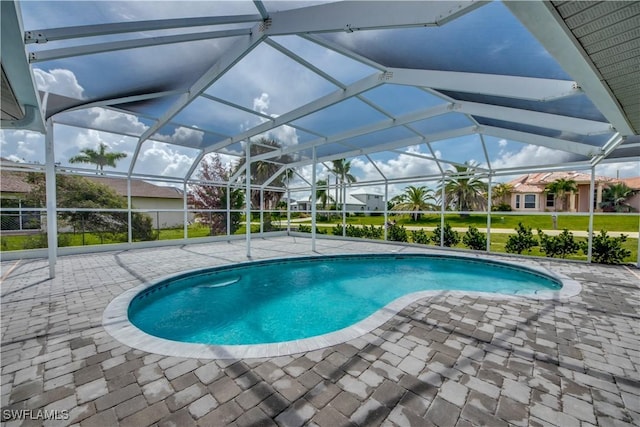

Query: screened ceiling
1,0,639,186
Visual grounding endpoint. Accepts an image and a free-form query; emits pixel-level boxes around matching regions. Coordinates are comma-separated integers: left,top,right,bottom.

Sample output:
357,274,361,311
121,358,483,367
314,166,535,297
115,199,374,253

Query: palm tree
491,182,513,205
315,179,334,209
545,178,577,212
440,161,488,215
330,159,357,206
234,138,293,210
391,185,437,221
68,143,127,174
600,183,637,212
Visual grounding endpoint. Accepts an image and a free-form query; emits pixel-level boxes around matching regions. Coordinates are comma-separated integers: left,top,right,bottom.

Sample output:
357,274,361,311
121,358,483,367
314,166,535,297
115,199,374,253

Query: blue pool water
128,254,561,345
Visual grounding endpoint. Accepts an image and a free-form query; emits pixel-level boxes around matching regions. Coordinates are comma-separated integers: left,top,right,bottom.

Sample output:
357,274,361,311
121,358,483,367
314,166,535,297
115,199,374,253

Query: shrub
491,203,512,212
505,222,537,254
387,224,408,242
298,224,311,233
411,229,430,244
537,228,579,258
132,213,156,241
463,225,487,251
582,230,631,264
430,223,460,247
363,225,383,240
332,224,344,236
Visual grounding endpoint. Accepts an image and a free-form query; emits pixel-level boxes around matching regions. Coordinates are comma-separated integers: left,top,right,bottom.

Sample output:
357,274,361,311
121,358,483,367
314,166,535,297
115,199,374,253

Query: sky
1,0,637,199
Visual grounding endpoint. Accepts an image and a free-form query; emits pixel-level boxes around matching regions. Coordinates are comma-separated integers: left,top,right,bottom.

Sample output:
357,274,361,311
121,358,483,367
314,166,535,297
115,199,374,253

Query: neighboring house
292,190,385,214
506,171,618,212
0,163,188,230
0,169,40,230
620,177,640,212
83,176,187,228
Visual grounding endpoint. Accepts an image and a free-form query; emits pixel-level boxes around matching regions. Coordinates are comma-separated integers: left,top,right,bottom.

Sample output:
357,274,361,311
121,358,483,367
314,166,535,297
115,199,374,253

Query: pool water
128,254,561,345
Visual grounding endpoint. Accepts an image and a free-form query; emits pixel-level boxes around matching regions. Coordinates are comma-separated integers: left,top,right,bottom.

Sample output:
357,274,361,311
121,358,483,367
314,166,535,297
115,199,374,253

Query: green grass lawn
2,215,637,263
311,213,639,232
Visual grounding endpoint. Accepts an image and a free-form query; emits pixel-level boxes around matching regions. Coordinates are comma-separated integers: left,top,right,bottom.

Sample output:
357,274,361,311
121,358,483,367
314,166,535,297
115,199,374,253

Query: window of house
515,195,520,209
546,193,555,208
525,194,536,209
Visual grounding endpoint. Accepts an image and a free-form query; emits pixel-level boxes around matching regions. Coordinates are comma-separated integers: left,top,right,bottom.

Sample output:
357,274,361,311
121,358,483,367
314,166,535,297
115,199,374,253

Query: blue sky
1,1,637,197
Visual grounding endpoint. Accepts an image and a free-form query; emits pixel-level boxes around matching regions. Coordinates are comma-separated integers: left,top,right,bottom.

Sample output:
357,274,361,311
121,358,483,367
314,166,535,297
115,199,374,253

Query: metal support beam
389,67,581,101
263,1,482,35
311,147,317,252
481,126,601,157
587,168,595,263
44,119,57,278
245,141,252,258
183,182,188,240
486,174,492,252
127,178,132,243
29,29,251,63
25,15,262,43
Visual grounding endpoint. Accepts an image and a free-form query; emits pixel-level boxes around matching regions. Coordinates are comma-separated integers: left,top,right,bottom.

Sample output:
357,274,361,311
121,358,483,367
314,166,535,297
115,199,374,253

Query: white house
291,190,385,214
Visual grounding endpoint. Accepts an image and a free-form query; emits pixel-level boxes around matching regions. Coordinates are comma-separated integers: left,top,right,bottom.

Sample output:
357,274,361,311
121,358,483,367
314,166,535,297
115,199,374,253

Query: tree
505,222,538,254
330,159,357,207
599,183,637,212
544,178,577,212
391,185,437,221
26,174,155,243
491,182,513,205
190,155,244,235
440,161,488,215
315,179,334,209
69,143,127,174
234,138,293,211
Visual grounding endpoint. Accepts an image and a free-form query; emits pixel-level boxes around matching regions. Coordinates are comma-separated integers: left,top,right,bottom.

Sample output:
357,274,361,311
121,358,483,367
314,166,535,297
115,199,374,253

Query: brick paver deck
1,236,638,426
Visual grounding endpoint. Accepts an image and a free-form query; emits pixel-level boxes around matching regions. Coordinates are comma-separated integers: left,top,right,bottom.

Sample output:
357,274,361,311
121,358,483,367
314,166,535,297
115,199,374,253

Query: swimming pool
104,253,580,358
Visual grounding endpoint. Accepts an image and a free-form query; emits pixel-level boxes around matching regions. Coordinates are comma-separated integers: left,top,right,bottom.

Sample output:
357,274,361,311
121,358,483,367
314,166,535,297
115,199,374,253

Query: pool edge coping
102,254,582,360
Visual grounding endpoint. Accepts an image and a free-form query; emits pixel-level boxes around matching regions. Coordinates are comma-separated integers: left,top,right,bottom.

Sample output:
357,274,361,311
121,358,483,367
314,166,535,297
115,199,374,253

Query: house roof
0,167,183,199
83,176,183,199
621,177,640,190
0,170,32,193
508,171,619,193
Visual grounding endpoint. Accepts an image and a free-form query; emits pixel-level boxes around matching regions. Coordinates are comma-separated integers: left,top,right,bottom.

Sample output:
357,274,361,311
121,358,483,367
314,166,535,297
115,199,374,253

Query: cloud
249,92,300,147
498,139,508,147
253,93,270,115
135,141,198,178
0,129,45,164
33,68,85,99
155,126,204,147
490,144,577,171
88,108,148,136
595,161,640,179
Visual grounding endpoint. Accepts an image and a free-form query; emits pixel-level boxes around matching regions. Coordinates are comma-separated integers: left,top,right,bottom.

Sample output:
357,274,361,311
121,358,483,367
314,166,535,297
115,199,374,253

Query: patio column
342,182,346,238
596,183,603,212
127,178,132,243
226,184,231,237
384,181,388,241
45,119,57,279
245,141,251,258
486,174,492,252
260,188,264,235
569,191,576,212
311,147,317,251
286,174,291,234
440,175,446,247
183,182,188,240
587,168,595,262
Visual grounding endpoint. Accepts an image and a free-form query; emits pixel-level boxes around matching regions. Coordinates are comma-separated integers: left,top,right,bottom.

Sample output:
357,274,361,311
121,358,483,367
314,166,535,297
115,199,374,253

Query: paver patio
1,236,638,426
